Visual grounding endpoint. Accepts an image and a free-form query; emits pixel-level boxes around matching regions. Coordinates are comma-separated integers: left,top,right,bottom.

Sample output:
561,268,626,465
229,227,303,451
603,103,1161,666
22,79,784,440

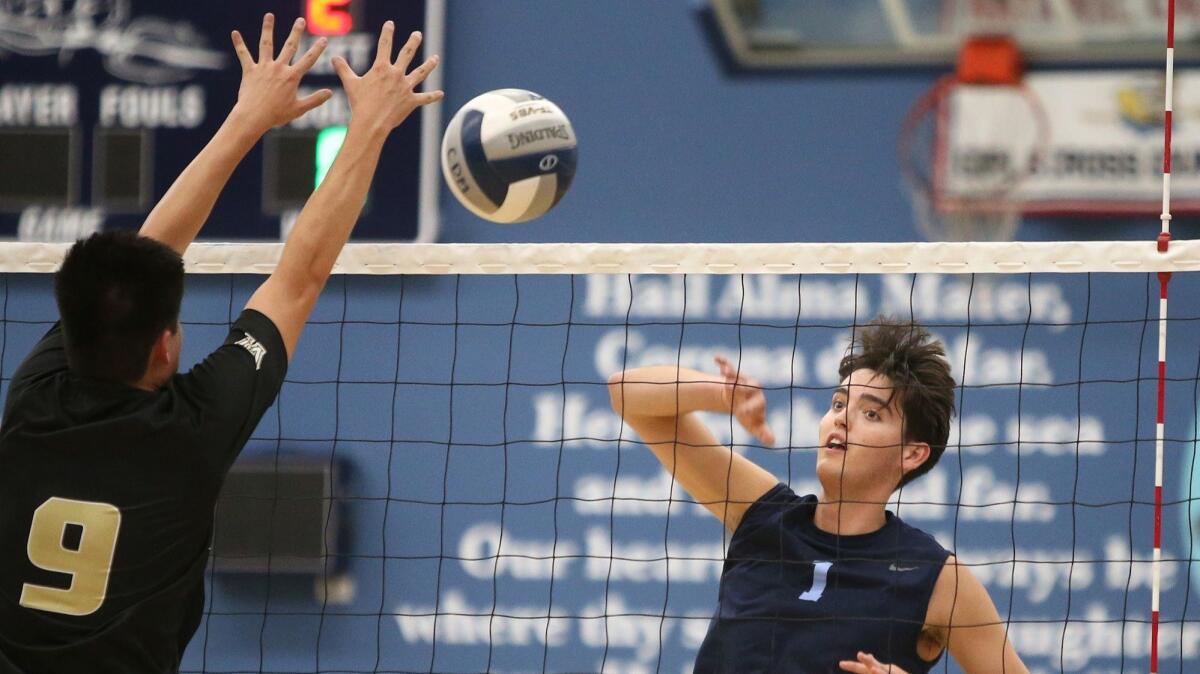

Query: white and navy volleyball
441,89,577,223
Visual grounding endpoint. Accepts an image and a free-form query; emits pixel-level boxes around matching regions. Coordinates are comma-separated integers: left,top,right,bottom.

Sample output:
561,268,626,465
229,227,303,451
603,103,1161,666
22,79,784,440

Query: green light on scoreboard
315,126,347,189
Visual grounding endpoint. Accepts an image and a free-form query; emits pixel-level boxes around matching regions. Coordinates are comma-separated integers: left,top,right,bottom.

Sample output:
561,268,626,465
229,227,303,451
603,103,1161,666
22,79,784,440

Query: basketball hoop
899,36,1049,242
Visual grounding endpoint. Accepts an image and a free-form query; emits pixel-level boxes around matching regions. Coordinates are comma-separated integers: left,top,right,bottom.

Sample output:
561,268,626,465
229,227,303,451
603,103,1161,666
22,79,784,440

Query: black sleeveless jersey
0,310,287,674
694,483,951,674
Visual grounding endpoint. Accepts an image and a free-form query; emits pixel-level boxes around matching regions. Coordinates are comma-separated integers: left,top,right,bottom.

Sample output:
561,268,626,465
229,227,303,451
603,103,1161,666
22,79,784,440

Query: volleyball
440,89,578,223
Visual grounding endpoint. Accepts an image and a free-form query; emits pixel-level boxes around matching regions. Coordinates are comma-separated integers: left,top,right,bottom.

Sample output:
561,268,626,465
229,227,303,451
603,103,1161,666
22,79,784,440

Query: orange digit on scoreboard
306,0,353,36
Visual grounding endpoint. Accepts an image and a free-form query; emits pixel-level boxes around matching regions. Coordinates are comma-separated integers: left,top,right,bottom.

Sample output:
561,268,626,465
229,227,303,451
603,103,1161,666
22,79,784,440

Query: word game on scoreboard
0,0,440,242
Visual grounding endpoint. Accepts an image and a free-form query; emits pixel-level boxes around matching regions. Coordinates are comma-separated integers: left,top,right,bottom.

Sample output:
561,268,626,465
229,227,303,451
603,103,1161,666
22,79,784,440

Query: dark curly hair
838,317,956,490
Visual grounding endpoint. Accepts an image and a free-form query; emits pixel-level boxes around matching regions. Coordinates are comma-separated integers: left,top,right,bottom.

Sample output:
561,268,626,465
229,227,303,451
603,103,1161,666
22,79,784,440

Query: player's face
816,368,909,496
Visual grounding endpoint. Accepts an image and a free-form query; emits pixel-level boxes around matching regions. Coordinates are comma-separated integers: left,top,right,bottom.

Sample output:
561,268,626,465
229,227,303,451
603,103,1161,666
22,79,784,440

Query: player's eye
864,409,880,420
831,399,845,411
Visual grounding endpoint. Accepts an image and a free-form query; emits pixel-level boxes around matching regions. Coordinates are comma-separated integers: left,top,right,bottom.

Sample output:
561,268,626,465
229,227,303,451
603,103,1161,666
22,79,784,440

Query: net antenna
1152,2,1176,672
899,32,1047,242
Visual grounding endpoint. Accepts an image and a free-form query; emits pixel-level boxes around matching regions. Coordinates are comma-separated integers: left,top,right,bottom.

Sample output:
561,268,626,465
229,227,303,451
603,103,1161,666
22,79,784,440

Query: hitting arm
607,359,778,531
139,14,331,255
245,23,442,358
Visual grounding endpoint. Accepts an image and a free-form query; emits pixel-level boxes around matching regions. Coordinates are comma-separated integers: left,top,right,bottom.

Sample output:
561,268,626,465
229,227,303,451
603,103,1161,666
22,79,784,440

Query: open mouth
824,438,847,452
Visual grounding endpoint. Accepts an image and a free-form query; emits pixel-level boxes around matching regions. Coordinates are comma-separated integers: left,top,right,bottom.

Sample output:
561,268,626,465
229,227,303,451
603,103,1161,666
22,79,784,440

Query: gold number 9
20,497,121,616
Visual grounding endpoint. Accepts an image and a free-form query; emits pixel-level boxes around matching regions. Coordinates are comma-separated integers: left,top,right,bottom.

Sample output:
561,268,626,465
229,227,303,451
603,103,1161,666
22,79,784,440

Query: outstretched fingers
230,13,339,131
407,54,439,86
338,21,443,129
411,90,445,106
374,21,396,67
297,89,334,115
258,13,275,60
293,36,329,74
278,17,306,64
331,56,357,85
394,30,423,71
230,30,253,70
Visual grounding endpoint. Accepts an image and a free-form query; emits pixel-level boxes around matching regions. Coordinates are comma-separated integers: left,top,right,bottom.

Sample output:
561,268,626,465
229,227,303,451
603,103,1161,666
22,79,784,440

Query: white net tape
0,240,1197,275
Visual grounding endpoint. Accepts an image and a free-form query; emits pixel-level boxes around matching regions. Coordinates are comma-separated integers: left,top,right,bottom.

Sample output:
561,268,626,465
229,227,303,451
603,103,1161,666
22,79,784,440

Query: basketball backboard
709,0,1198,69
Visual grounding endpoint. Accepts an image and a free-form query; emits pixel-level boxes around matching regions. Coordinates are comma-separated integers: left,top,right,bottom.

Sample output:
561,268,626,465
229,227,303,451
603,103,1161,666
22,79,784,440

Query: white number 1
799,560,831,602
20,497,121,616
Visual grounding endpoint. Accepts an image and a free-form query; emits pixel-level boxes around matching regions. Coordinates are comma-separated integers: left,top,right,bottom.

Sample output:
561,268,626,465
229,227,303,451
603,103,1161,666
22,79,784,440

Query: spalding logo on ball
441,89,577,223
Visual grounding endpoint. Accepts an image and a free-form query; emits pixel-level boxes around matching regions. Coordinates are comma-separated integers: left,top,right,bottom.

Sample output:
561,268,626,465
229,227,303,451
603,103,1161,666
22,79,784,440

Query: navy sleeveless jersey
694,483,951,674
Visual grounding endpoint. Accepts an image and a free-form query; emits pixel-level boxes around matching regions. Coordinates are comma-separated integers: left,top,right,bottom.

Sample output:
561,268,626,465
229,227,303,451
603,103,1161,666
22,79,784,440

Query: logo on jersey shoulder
235,333,266,371
888,563,920,572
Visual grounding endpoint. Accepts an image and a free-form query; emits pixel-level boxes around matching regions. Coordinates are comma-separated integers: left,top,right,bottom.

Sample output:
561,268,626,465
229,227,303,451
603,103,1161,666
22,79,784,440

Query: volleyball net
2,241,1199,673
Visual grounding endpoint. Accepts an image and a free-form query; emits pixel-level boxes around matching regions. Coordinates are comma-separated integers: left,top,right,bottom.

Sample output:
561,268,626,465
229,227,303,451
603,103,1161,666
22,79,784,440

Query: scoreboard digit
0,0,443,242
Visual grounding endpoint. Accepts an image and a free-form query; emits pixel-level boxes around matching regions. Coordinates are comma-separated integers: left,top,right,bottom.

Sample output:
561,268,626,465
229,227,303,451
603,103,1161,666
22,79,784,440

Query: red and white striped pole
1151,2,1175,672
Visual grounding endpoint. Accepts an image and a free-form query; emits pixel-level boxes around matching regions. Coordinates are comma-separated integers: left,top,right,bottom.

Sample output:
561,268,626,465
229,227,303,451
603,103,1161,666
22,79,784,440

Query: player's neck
132,365,171,391
813,492,888,536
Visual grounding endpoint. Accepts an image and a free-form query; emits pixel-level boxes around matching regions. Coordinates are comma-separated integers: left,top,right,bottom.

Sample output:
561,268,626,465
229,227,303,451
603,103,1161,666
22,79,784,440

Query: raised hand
839,651,911,674
332,22,443,134
230,14,332,133
714,356,776,446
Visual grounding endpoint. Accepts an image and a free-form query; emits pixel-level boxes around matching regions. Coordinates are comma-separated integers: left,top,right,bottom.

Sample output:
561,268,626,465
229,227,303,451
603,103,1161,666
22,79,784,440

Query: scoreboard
0,0,442,242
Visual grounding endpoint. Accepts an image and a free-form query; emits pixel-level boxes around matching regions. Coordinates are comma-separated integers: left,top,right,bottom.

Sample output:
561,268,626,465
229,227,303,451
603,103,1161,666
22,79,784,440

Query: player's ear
152,328,174,364
901,442,930,475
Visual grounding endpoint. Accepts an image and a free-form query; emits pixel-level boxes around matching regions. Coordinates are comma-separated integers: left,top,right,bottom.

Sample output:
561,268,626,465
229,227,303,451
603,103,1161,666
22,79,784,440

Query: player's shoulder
4,368,65,409
230,309,285,353
890,513,953,558
730,483,814,542
758,481,809,504
216,308,287,378
4,370,137,430
746,482,813,518
176,310,286,387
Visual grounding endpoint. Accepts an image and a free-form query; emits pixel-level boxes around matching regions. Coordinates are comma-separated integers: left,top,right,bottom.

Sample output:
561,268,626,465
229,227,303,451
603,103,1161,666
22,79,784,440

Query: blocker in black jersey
0,11,443,673
694,483,951,674
0,310,286,674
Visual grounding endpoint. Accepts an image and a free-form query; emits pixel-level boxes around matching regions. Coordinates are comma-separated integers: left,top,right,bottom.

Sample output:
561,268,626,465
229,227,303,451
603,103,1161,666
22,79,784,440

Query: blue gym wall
437,0,935,244
4,2,1200,673
433,1,1197,245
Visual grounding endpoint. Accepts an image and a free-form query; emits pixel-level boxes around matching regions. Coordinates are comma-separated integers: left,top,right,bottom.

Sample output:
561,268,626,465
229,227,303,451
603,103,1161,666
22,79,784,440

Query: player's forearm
608,366,729,419
274,119,386,291
138,106,264,254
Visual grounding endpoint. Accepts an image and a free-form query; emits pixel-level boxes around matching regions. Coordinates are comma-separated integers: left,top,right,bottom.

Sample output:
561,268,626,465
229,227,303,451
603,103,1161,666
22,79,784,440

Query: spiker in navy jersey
694,483,951,674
